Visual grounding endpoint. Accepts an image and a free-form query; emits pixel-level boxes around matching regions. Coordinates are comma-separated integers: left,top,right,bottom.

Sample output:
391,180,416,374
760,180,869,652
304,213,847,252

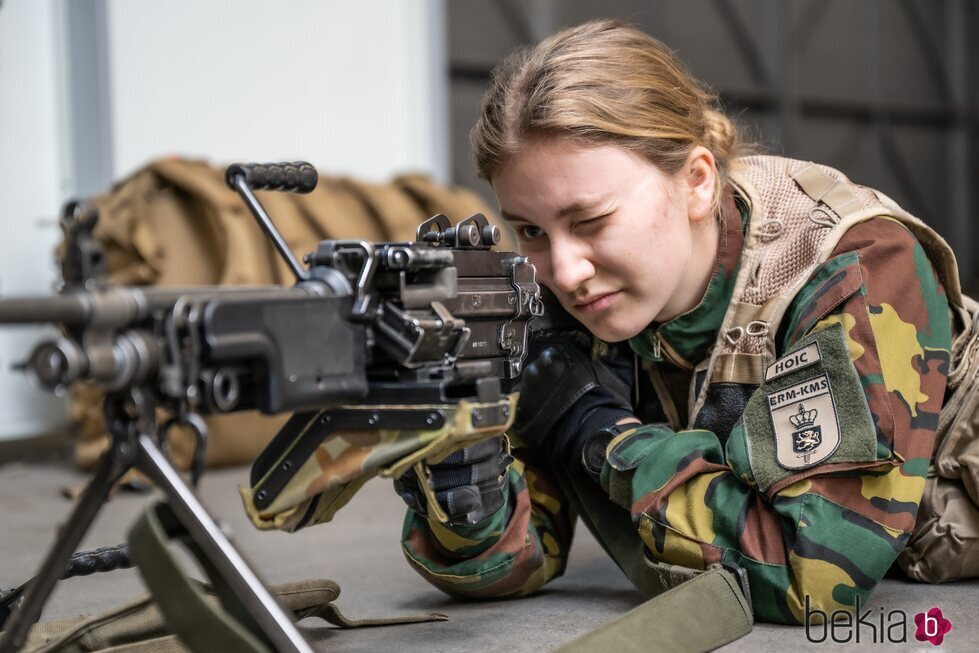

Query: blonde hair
472,19,745,216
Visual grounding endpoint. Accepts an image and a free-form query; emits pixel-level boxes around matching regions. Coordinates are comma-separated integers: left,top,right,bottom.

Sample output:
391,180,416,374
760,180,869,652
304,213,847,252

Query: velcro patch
767,373,840,469
735,321,878,492
765,341,821,381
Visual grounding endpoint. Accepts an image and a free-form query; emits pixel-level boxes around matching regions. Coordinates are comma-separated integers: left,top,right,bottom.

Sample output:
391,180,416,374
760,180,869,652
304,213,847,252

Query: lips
574,291,620,314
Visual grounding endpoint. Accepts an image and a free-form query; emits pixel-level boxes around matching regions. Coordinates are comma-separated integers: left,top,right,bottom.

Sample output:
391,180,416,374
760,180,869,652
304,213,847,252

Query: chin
585,319,644,343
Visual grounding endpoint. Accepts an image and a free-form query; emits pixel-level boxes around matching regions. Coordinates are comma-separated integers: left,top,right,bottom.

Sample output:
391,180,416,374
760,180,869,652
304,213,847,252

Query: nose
547,235,594,294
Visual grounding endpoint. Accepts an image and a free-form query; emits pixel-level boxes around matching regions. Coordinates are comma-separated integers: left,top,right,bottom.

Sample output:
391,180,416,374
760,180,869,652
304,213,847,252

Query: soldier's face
493,137,718,342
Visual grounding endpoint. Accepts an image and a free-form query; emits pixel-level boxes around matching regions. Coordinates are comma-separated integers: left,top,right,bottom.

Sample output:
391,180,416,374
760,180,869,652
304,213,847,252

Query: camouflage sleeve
601,218,952,624
400,448,575,598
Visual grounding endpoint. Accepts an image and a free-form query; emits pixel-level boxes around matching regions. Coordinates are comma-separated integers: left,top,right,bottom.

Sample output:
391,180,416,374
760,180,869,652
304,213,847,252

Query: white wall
0,0,74,441
0,0,446,441
105,0,447,183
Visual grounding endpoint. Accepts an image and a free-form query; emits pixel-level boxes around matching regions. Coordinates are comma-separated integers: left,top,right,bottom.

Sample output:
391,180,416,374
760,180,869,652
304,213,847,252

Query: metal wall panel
448,0,978,291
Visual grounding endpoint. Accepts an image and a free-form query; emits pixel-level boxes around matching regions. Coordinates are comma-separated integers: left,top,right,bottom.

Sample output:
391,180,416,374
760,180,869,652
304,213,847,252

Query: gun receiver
7,200,539,415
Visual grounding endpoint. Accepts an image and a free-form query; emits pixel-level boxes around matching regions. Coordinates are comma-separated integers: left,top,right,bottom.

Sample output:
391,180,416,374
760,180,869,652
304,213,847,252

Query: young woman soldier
394,19,959,624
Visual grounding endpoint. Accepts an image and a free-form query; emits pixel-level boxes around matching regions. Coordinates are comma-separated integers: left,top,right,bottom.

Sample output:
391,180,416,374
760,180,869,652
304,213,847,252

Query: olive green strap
309,603,448,628
548,441,753,650
22,576,446,653
23,500,447,652
126,502,449,652
22,581,324,653
555,565,753,653
22,595,167,653
127,502,272,653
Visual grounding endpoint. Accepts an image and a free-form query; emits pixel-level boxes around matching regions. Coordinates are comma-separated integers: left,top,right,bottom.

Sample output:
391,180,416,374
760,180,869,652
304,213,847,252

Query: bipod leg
0,440,131,653
133,433,312,653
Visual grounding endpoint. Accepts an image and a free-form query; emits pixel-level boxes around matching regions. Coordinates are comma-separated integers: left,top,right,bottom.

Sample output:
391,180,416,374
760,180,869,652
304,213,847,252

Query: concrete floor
2,459,977,652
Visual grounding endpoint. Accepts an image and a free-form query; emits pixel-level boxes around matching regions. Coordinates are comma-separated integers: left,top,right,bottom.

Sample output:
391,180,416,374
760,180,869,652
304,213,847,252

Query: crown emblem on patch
767,370,841,471
789,403,822,462
789,404,818,429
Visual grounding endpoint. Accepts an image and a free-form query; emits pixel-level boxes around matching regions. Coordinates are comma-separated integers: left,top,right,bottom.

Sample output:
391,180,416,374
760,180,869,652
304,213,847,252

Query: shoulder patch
737,321,879,491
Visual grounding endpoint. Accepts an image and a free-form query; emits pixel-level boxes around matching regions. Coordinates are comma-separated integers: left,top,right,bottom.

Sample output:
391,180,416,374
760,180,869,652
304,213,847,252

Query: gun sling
555,565,753,653
539,437,754,651
17,501,447,653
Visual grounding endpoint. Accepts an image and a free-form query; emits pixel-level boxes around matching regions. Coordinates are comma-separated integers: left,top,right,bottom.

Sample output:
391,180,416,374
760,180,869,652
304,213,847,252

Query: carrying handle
226,162,314,282
225,162,318,194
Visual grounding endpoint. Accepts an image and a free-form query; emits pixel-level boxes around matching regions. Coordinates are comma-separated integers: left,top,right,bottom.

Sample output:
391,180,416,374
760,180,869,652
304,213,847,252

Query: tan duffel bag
899,296,979,582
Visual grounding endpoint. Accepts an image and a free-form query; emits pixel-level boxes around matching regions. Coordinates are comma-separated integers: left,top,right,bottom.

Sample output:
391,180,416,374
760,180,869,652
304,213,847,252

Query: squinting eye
577,214,609,230
519,225,544,240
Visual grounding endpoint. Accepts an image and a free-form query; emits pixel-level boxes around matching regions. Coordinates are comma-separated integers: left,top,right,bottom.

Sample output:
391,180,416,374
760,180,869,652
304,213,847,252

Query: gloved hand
394,437,512,526
510,334,634,456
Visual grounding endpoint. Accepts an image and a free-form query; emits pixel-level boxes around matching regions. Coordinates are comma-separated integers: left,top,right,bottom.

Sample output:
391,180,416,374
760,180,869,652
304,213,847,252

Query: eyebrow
501,198,609,223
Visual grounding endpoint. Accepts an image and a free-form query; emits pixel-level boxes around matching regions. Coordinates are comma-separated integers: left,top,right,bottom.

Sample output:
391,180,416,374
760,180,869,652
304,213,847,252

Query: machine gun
0,162,542,653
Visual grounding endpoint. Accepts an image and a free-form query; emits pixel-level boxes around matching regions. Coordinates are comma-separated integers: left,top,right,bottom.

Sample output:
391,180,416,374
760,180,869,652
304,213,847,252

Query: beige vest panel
689,155,964,424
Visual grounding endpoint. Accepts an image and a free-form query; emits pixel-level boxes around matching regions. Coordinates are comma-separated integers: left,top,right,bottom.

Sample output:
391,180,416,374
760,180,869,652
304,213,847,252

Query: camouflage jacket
399,191,952,625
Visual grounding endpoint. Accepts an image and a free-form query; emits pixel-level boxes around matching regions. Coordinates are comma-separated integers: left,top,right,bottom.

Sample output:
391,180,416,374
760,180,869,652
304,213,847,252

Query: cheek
640,207,693,265
594,219,666,275
611,216,692,295
607,201,678,259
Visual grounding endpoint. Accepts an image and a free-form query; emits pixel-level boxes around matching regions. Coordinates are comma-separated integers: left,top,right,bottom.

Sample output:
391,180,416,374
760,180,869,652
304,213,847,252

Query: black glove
394,437,512,526
510,334,634,457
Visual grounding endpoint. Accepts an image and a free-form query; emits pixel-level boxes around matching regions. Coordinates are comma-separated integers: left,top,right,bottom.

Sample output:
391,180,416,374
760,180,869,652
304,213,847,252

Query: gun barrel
0,295,90,325
0,286,321,330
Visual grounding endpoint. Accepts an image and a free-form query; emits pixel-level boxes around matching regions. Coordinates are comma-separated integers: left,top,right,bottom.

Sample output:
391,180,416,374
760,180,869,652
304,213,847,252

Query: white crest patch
765,341,822,382
767,373,841,469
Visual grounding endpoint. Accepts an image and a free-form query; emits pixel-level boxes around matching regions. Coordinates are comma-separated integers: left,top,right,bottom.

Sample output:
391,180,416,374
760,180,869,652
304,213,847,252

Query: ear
684,146,717,224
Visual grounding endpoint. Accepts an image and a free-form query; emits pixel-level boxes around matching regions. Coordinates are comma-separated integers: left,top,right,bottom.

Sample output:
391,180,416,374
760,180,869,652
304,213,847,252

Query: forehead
492,138,658,220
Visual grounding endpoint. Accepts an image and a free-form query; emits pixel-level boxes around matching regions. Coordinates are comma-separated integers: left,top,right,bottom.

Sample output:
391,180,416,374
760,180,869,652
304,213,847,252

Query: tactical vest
644,154,979,583
700,155,963,405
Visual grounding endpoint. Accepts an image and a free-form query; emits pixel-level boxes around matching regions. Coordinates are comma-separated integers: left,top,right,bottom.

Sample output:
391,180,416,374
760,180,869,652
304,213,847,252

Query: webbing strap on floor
555,565,753,653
